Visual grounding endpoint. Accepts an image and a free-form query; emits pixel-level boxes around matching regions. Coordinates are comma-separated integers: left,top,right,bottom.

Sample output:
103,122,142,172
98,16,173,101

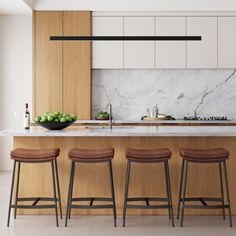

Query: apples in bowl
34,112,77,130
95,111,110,120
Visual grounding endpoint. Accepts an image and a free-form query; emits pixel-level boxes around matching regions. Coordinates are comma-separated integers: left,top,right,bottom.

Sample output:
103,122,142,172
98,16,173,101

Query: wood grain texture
34,11,63,115
63,12,91,119
32,11,36,117
14,136,236,216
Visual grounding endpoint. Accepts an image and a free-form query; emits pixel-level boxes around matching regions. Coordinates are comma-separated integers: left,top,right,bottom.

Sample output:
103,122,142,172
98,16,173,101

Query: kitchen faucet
107,103,113,129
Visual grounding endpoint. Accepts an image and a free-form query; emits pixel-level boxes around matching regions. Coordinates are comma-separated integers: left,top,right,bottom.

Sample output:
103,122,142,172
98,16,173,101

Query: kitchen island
1,125,236,216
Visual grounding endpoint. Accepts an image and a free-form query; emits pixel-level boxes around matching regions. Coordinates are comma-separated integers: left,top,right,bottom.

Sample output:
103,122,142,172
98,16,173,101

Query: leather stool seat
69,148,114,162
126,148,171,162
180,148,229,162
11,148,60,162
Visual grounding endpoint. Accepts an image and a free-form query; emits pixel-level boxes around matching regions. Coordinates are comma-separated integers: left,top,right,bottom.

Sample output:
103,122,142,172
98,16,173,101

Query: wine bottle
23,103,30,129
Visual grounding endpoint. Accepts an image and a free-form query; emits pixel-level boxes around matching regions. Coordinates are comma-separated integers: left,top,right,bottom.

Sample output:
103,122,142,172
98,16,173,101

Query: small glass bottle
23,103,30,129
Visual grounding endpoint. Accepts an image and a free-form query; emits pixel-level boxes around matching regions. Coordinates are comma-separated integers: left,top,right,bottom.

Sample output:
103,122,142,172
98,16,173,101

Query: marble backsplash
92,69,236,120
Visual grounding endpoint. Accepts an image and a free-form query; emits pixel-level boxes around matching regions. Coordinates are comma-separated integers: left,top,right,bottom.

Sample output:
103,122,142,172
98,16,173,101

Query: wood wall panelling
33,11,91,119
34,11,63,116
63,12,91,119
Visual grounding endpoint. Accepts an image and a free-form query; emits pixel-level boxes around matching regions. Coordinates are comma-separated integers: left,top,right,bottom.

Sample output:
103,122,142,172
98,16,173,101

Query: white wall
0,15,32,170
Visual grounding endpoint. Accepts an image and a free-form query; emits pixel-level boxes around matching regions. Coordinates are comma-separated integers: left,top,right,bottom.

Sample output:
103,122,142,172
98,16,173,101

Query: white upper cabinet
155,17,186,68
92,17,123,68
187,17,217,68
218,17,236,68
124,17,155,68
92,14,236,69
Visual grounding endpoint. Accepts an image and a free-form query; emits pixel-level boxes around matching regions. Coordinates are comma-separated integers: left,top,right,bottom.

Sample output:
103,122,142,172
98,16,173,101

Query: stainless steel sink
85,126,135,129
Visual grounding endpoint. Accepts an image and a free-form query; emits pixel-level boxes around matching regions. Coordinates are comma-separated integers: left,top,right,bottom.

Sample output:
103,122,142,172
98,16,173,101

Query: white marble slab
75,119,236,124
1,126,236,137
92,69,236,120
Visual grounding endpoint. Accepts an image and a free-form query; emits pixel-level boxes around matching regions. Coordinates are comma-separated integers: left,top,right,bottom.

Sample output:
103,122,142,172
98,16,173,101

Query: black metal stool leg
219,162,225,219
14,161,21,219
164,161,171,220
164,160,174,227
68,161,75,220
51,161,59,227
7,161,16,227
65,161,75,227
223,160,232,227
54,159,63,219
108,160,117,227
123,160,131,227
180,160,188,227
177,159,185,219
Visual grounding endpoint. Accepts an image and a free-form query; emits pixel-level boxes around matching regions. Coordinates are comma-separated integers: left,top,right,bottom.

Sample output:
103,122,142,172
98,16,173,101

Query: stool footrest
17,197,60,202
70,204,114,209
69,197,114,209
180,197,226,207
127,197,168,202
16,197,59,207
127,204,170,209
11,204,56,209
71,197,112,202
183,204,229,209
180,197,223,202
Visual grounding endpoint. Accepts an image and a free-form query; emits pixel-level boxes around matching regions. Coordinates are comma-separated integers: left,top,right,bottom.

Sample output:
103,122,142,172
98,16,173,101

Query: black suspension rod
50,35,201,41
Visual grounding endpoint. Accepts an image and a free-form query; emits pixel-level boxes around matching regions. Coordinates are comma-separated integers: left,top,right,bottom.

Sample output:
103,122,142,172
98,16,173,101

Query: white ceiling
0,0,31,14
2,0,236,14
29,0,236,11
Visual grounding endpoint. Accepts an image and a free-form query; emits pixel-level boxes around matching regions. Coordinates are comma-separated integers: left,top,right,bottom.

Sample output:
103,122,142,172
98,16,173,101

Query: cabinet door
34,11,63,115
92,17,123,68
187,17,217,68
156,17,186,68
63,12,91,119
218,17,236,68
124,17,155,68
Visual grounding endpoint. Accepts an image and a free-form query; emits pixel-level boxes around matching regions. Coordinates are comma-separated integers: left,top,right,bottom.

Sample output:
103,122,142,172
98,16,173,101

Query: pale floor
0,172,235,236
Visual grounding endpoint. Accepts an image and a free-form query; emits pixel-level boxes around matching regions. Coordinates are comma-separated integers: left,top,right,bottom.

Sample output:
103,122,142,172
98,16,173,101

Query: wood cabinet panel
63,12,91,119
33,11,91,119
34,11,63,116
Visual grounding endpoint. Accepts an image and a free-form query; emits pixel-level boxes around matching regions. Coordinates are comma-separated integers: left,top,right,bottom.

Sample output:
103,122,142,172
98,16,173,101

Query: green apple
34,116,41,123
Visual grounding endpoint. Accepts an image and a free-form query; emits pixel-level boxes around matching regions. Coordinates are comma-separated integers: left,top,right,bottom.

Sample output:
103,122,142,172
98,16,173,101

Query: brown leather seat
126,148,171,162
179,148,229,162
68,148,114,162
11,148,60,162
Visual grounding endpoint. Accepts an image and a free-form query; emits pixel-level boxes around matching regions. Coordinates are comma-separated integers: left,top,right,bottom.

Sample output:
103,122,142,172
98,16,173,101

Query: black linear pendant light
50,36,201,41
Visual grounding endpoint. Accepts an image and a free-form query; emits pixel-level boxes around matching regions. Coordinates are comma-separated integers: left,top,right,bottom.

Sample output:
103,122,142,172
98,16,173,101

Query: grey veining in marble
92,69,236,120
2,126,236,137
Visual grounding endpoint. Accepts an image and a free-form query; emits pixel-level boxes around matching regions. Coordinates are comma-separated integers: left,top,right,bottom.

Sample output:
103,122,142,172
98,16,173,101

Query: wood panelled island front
7,126,236,216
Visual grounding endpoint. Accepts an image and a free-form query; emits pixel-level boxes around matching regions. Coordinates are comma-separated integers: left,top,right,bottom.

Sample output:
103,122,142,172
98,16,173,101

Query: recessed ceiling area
0,0,31,14
28,0,236,11
2,0,236,14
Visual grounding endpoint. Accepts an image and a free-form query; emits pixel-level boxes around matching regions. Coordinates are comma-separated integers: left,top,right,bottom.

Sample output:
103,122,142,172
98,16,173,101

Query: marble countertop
75,119,236,124
1,125,236,137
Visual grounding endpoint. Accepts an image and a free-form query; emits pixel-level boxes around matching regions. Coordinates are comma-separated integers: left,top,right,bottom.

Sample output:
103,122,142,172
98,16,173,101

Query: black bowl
36,121,75,130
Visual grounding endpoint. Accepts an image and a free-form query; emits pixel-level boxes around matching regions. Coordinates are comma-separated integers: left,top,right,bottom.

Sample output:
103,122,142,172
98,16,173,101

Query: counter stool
123,148,174,227
65,148,117,227
177,148,232,227
7,148,62,227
